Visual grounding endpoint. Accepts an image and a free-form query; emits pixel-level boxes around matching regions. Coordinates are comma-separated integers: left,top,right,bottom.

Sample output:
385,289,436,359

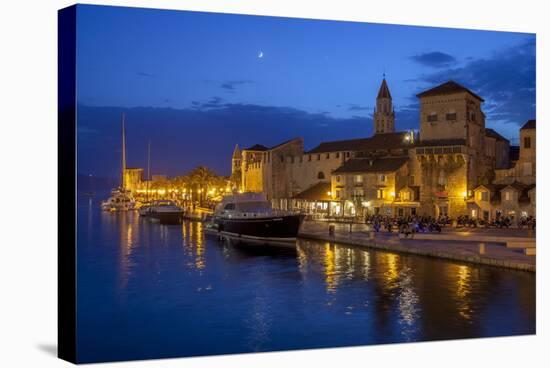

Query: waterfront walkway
298,221,536,272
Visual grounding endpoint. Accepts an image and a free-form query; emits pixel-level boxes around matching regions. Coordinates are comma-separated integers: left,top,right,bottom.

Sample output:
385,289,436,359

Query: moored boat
205,192,305,244
138,201,152,216
101,113,138,212
147,200,184,224
101,188,138,211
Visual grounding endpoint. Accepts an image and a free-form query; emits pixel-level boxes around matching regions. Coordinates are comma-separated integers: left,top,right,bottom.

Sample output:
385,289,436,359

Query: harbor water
77,193,536,363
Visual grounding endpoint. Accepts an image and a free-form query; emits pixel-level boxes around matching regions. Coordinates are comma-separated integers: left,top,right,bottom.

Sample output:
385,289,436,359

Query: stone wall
123,168,143,193
417,154,468,217
288,152,348,195
242,161,264,193
420,93,471,141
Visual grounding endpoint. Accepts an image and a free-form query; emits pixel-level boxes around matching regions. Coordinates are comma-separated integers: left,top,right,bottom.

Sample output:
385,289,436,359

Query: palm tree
188,166,217,205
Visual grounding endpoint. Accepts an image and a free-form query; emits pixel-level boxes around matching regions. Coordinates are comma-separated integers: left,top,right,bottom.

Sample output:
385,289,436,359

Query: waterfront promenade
299,221,536,272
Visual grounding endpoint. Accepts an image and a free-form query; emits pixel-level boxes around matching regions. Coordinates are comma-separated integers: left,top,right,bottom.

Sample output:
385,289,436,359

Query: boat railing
222,209,295,218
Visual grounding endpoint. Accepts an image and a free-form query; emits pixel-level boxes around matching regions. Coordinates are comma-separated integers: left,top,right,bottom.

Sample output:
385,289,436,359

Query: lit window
504,192,511,201
402,191,410,201
355,175,363,183
377,189,385,199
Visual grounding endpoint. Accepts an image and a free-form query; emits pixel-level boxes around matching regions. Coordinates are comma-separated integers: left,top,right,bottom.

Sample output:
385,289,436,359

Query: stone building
469,120,536,222
238,139,305,207
373,77,395,134
123,168,143,193
413,81,497,217
494,120,536,185
230,144,242,191
330,157,412,216
469,182,535,222
233,78,529,219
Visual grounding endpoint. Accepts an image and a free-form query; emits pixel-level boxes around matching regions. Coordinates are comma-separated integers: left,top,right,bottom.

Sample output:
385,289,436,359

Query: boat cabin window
236,201,271,213
224,203,236,211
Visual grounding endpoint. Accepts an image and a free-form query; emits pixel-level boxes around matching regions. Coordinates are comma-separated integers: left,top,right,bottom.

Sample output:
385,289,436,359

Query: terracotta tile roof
333,157,409,174
292,182,331,201
416,80,484,102
485,128,509,142
476,184,507,192
504,182,530,192
306,131,410,154
475,182,535,205
417,138,466,147
269,138,301,150
520,119,536,130
243,144,269,151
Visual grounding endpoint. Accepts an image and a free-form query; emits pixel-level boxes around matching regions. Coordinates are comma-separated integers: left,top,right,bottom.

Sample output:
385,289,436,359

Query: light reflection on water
77,194,536,363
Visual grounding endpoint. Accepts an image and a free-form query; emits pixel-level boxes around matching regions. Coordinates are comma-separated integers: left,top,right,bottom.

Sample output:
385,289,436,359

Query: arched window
317,171,325,180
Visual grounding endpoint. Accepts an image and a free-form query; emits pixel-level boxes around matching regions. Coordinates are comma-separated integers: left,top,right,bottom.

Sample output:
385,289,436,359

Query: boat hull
211,214,304,242
149,211,183,224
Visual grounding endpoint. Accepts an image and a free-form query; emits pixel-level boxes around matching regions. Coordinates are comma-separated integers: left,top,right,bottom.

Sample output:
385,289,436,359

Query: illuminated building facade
468,120,536,222
123,168,144,193
234,78,529,218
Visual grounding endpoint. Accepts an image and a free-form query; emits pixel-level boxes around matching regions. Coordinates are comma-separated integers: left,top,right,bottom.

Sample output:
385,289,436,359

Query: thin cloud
348,104,372,112
410,51,457,68
220,80,253,92
136,71,156,78
415,38,535,126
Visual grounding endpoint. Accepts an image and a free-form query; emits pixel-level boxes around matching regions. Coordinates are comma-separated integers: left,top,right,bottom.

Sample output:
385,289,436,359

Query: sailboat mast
146,140,151,201
121,113,127,190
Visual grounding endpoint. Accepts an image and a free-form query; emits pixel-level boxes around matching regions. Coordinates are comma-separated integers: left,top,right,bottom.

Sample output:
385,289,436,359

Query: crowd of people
455,215,536,230
365,214,445,236
358,213,536,236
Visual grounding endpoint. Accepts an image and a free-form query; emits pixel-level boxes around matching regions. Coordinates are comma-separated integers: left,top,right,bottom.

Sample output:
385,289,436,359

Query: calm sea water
76,194,535,363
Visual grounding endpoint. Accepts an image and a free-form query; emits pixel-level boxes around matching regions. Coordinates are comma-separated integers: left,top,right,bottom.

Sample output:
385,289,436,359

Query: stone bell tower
373,76,395,134
231,144,242,191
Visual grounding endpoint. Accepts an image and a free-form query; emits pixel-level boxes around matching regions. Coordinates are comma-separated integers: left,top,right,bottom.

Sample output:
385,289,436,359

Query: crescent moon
258,51,264,58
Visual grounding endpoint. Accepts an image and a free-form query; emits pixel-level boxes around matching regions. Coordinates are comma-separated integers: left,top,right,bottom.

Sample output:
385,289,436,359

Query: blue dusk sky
75,4,536,179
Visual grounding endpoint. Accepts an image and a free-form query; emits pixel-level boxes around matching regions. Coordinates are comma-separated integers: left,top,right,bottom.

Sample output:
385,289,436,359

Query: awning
292,182,331,201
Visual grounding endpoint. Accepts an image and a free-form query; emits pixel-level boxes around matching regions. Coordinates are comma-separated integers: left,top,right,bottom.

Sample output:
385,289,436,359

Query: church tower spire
231,144,242,191
373,76,395,134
